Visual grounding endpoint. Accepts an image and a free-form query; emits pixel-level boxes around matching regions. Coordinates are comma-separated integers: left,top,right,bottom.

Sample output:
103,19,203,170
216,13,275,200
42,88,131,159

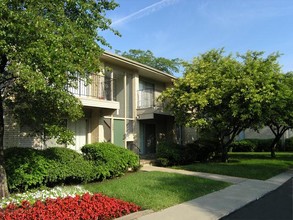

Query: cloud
112,0,179,26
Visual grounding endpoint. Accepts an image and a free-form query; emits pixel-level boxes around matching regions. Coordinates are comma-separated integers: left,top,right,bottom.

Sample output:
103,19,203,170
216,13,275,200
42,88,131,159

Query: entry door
144,124,156,154
67,119,87,152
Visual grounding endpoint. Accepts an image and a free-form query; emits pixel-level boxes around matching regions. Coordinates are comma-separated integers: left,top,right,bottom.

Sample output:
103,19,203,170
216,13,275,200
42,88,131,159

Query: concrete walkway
118,165,293,220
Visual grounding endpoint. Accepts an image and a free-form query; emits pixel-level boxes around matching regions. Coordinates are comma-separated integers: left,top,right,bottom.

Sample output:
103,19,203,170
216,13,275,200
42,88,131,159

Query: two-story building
4,52,197,154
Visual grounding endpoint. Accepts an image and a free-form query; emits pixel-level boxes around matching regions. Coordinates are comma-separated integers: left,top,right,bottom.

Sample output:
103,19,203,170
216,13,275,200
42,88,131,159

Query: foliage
0,186,89,209
116,49,182,75
81,142,140,179
156,142,183,166
156,139,218,166
284,137,293,152
185,139,219,162
246,139,278,152
0,0,119,198
160,49,284,161
0,193,140,220
4,147,95,192
230,140,256,152
4,147,50,192
0,0,119,145
43,147,95,185
261,72,293,157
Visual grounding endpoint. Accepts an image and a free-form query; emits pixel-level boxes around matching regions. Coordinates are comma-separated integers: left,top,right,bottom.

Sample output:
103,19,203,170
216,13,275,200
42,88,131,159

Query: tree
263,72,293,157
0,0,119,197
116,49,182,75
160,49,283,162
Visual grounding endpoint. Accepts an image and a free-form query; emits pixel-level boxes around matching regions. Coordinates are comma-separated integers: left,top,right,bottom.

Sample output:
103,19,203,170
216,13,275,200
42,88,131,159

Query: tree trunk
0,97,9,198
270,135,282,159
221,143,229,162
0,165,9,198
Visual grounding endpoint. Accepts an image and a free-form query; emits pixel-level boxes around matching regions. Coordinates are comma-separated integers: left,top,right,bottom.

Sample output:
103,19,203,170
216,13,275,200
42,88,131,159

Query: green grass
174,152,293,180
83,171,230,211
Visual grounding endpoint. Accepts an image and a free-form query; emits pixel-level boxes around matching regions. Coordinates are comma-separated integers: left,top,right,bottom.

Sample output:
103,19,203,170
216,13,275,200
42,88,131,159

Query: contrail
112,0,179,26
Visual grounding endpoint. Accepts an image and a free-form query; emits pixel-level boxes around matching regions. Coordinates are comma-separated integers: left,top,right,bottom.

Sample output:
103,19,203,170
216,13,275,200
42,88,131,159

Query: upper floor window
137,81,154,109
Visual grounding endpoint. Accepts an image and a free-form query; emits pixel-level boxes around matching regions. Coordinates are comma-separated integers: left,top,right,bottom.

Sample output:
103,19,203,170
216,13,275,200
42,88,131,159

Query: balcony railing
137,89,154,109
68,75,116,101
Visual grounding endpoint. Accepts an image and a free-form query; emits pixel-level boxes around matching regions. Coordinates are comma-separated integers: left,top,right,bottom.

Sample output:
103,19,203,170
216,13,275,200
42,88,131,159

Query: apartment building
4,52,197,154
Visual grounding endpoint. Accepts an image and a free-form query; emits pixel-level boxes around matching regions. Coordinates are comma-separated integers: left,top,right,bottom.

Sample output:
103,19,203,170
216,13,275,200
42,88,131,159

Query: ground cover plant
84,171,230,211
0,193,140,220
0,186,88,209
174,152,293,180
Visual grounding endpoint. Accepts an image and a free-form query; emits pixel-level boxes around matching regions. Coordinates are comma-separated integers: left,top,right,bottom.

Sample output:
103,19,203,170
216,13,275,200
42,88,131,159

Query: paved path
140,164,248,184
118,165,293,220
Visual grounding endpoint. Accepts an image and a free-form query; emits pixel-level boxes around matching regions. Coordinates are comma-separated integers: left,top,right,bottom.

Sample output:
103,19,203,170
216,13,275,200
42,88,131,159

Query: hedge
43,147,95,185
4,147,51,192
4,144,139,192
81,142,140,179
156,139,218,166
230,140,256,152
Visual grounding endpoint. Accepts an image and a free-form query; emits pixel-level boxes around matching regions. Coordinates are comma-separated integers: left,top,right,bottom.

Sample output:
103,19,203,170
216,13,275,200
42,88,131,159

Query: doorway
141,123,156,155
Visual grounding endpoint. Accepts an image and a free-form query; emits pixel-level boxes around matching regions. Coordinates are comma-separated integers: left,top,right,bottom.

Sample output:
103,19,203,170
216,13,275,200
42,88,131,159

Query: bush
44,147,95,185
4,147,50,192
284,137,293,152
230,140,256,152
244,139,281,152
156,142,183,166
156,139,218,166
81,142,139,179
188,139,218,162
4,147,96,192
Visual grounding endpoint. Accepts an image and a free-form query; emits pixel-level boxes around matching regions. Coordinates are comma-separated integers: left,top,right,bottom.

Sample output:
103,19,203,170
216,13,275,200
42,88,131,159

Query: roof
101,51,177,83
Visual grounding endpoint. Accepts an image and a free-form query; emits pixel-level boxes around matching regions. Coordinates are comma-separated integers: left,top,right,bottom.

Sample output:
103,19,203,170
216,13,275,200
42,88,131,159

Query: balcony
68,75,119,110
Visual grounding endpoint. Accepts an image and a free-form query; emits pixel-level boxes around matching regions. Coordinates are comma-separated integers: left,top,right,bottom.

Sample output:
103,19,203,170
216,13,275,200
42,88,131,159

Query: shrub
244,139,281,152
230,140,256,152
4,147,50,192
4,147,96,192
156,142,183,166
81,142,139,179
44,147,95,185
189,139,218,162
156,139,218,166
284,137,293,152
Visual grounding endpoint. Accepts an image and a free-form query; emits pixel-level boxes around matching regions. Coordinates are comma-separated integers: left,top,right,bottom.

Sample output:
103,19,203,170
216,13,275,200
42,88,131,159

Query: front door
144,124,156,154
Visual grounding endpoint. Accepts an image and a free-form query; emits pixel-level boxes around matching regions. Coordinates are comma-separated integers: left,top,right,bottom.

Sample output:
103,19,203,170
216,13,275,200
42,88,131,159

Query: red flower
0,193,141,220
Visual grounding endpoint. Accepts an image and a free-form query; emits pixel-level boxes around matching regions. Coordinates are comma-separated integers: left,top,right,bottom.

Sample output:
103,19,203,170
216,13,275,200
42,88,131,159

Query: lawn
83,171,230,211
174,152,293,180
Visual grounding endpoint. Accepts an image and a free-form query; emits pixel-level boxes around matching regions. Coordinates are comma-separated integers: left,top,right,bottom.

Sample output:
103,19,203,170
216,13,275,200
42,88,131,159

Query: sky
100,0,293,77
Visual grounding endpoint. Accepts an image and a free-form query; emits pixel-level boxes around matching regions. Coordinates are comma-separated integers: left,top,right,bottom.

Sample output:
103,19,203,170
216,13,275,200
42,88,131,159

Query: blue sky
101,0,293,76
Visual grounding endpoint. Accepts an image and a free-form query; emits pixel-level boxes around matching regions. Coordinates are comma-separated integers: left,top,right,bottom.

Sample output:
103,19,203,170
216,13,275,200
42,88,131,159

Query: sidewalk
118,165,293,220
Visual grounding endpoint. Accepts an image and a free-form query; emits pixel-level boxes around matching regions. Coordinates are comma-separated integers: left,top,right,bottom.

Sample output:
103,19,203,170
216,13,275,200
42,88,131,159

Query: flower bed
0,193,141,220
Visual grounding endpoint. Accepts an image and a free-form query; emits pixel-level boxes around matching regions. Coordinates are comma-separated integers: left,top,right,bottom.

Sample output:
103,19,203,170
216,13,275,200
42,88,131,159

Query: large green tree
263,72,293,157
116,49,182,75
0,0,119,197
160,49,283,162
